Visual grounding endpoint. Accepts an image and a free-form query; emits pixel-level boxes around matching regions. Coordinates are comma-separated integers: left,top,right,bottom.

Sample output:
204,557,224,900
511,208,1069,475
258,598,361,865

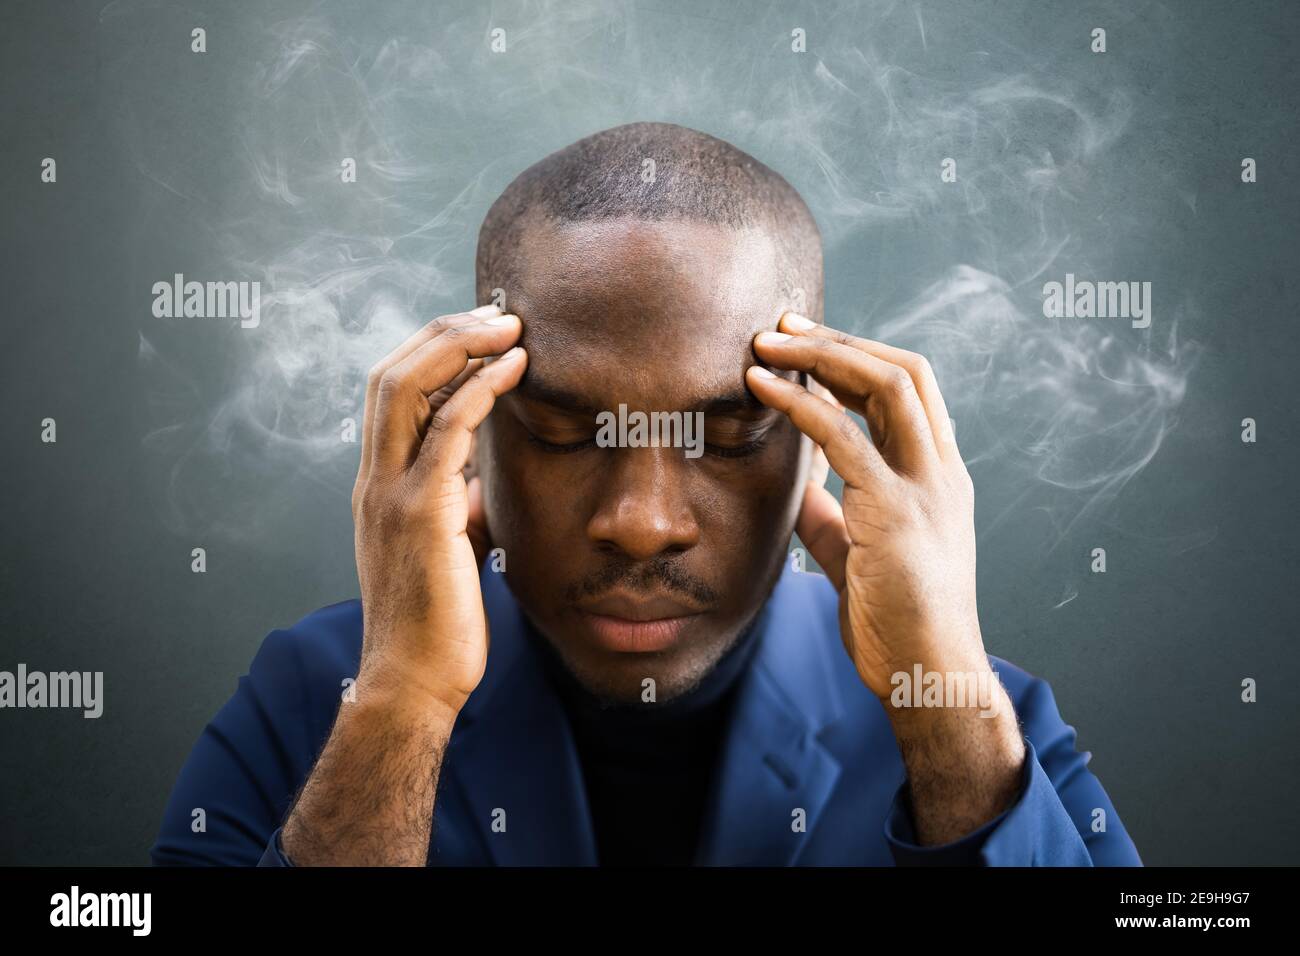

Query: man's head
473,122,824,706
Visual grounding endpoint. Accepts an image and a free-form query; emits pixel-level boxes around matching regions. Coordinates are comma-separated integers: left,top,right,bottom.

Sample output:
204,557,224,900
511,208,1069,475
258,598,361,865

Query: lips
575,591,706,653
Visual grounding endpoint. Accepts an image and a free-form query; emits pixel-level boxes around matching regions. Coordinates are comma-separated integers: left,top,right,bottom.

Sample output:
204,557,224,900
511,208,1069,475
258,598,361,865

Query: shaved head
476,121,823,319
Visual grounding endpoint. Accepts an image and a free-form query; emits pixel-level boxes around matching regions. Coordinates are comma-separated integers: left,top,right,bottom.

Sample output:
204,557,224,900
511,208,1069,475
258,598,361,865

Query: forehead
510,217,784,407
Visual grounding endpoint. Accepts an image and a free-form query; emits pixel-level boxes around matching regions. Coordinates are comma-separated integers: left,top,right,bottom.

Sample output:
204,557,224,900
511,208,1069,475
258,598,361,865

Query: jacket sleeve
150,628,330,866
258,826,296,867
883,674,1142,866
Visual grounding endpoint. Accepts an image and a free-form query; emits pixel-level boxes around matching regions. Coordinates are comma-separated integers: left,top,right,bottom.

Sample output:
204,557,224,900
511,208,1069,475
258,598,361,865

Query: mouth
574,592,707,653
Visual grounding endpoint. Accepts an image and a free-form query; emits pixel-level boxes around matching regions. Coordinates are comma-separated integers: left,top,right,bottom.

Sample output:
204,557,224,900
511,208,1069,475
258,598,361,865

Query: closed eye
704,438,769,458
524,432,597,454
523,429,770,459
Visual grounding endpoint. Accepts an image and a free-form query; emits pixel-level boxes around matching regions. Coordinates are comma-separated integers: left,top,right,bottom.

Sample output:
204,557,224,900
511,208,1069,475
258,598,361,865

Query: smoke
874,266,1198,543
121,0,1197,555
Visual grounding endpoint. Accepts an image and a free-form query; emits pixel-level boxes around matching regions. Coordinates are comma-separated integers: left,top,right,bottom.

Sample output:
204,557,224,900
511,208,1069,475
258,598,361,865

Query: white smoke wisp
136,15,496,544
872,265,1200,546
728,26,1200,549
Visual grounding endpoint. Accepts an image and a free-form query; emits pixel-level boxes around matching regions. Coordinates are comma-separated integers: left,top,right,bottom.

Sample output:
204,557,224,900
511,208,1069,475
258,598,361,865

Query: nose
585,446,702,562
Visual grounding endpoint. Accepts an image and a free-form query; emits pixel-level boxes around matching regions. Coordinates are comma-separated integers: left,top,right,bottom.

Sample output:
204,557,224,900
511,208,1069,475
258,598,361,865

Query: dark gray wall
1,0,1296,864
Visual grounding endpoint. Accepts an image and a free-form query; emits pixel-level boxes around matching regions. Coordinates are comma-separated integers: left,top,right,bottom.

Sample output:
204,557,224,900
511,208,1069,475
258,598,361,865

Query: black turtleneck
525,617,763,866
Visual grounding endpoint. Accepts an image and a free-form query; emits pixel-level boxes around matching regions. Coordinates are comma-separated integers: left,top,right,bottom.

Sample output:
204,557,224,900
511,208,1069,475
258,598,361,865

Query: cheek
481,429,532,543
479,422,586,556
700,432,808,549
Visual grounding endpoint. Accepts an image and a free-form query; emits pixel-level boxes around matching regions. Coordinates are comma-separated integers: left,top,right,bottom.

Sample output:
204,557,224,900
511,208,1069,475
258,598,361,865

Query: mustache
565,557,720,607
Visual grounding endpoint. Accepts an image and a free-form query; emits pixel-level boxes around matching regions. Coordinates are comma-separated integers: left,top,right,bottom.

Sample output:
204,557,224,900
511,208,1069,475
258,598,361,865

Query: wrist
884,664,1023,761
352,658,467,728
886,681,1027,845
877,646,1003,718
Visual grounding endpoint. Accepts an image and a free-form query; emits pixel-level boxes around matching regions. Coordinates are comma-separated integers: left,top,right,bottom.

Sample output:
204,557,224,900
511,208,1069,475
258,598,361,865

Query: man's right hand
351,304,527,717
279,305,524,866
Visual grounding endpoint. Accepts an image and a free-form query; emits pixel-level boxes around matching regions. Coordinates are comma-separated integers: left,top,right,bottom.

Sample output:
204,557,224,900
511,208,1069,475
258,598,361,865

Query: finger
357,305,501,492
413,346,529,486
797,481,850,592
744,364,890,490
369,317,522,477
754,329,937,475
779,313,958,463
431,358,485,414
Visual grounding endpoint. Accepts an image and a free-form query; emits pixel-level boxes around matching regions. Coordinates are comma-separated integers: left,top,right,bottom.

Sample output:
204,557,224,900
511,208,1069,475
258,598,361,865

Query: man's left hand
748,312,1027,845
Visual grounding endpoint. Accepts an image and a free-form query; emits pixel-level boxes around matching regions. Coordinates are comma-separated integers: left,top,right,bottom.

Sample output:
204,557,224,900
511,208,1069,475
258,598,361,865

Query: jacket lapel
694,565,847,865
441,566,599,866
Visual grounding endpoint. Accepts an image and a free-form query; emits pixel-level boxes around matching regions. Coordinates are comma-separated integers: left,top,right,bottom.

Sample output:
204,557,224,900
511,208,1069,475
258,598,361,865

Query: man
152,122,1141,866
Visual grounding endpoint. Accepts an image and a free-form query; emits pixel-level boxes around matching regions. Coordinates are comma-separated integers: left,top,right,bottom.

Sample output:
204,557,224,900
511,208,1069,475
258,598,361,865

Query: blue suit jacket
152,561,1141,866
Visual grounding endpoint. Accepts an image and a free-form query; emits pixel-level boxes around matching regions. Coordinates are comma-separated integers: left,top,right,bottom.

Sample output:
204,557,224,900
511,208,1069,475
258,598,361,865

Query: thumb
795,480,850,592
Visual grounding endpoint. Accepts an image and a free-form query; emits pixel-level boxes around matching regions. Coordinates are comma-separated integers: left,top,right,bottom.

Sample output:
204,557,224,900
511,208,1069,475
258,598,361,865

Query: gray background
1,0,1296,865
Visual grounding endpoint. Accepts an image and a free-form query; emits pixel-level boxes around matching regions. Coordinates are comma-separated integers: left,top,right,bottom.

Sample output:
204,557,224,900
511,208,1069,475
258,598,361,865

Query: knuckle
424,411,454,442
430,311,477,335
884,366,915,397
462,366,491,395
438,324,469,345
460,366,489,390
806,336,835,373
833,413,863,448
908,352,935,381
376,370,406,403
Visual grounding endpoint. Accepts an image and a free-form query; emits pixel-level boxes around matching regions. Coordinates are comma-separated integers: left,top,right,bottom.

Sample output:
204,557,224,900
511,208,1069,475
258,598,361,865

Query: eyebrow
515,372,798,416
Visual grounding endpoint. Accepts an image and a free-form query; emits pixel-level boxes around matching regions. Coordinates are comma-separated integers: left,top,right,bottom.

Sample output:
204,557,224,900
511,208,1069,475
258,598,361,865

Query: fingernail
470,305,501,317
781,313,815,331
757,331,792,346
748,365,777,379
484,315,518,326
